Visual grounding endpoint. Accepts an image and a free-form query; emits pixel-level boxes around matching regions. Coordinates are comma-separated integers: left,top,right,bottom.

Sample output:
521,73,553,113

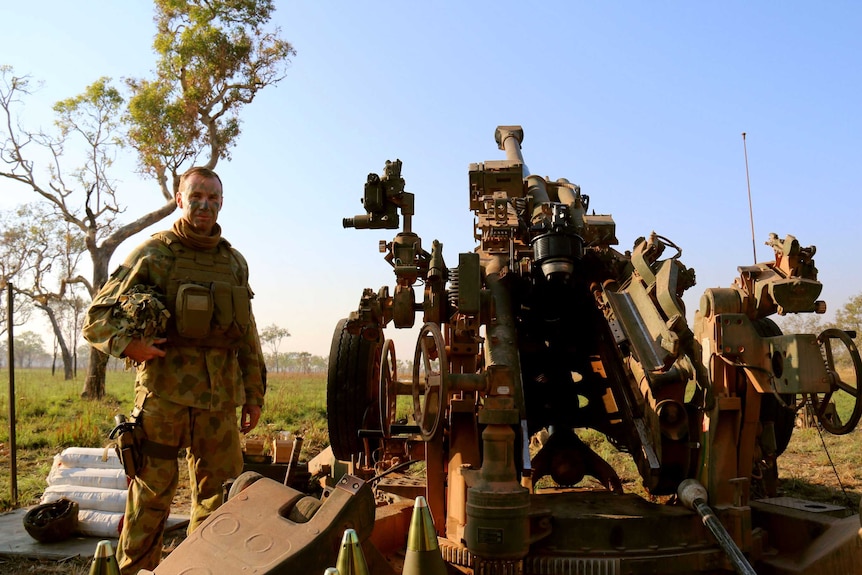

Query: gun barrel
495,125,529,175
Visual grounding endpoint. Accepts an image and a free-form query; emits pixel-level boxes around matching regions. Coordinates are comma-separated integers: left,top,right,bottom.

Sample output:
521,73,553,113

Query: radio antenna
742,132,757,264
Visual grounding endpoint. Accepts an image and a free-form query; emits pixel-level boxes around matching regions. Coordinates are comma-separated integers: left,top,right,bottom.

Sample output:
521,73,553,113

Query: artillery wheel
378,339,398,437
327,318,382,460
752,318,796,455
806,328,862,435
412,322,448,441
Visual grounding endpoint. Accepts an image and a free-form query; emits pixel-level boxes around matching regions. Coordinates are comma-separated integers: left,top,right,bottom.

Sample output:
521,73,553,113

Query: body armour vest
153,231,252,349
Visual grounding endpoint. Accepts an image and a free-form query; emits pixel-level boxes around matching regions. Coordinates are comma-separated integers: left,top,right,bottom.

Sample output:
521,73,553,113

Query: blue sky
1,1,859,357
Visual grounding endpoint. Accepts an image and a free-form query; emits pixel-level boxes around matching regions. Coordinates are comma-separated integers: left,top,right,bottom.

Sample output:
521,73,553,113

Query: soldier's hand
240,404,261,434
123,337,167,363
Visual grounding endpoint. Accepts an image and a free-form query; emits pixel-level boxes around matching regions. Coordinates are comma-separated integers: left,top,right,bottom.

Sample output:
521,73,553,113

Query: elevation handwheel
378,339,398,437
807,328,862,435
412,322,448,441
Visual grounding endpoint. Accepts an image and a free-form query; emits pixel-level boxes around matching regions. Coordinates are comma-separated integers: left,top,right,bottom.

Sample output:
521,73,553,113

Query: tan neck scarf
171,219,222,251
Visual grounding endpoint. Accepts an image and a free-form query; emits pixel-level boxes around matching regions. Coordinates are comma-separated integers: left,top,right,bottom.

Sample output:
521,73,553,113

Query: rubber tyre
227,471,265,500
326,318,381,461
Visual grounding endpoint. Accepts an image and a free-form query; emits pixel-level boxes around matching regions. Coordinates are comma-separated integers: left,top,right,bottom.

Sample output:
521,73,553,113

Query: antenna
742,132,757,264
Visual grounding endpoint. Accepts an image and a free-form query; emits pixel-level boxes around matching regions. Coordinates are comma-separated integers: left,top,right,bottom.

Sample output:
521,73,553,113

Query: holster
109,409,144,479
109,407,180,480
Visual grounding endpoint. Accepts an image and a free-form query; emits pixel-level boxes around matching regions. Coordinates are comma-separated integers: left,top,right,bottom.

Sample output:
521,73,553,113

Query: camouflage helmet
113,284,171,367
23,497,80,543
114,284,171,339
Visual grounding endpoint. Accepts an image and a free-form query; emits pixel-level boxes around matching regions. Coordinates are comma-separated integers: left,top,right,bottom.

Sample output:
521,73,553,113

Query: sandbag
77,508,124,538
47,465,128,490
55,447,122,470
41,484,127,513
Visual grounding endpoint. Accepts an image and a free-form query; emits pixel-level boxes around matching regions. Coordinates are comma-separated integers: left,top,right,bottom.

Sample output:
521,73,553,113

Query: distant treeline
0,332,331,375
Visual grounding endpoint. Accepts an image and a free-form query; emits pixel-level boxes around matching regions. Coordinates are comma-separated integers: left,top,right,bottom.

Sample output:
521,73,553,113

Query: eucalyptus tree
0,0,294,398
0,205,34,338
0,203,86,379
836,292,862,338
14,330,46,368
260,323,291,372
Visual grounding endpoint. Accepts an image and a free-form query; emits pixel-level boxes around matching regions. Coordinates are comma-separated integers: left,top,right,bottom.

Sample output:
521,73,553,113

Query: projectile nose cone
324,569,340,575
335,528,370,575
402,496,447,575
89,540,120,575
406,496,439,552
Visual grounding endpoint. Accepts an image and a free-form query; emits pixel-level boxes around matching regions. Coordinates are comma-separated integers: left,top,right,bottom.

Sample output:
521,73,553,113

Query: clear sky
0,1,859,357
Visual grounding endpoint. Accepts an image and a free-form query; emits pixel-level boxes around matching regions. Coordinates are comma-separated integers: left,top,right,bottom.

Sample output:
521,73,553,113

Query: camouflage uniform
83,229,265,575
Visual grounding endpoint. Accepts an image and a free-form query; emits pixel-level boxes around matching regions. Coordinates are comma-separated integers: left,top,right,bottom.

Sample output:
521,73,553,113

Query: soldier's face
177,174,223,235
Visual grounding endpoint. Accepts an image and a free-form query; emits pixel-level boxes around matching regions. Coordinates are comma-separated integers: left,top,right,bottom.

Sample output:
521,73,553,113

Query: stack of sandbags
40,447,128,538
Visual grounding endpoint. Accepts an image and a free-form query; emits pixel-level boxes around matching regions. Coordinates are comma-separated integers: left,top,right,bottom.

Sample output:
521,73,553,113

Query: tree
775,293,862,369
1,72,140,392
0,207,35,339
14,330,45,368
127,0,295,179
309,354,327,373
297,351,311,374
260,323,290,372
0,281,32,342
0,0,294,398
773,312,828,337
0,203,86,379
835,292,862,337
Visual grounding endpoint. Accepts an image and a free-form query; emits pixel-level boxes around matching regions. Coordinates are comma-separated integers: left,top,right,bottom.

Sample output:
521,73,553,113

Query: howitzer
326,125,862,574
154,126,862,574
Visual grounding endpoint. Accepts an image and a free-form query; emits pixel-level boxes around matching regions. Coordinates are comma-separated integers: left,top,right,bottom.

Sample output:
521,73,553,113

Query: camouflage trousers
116,392,243,575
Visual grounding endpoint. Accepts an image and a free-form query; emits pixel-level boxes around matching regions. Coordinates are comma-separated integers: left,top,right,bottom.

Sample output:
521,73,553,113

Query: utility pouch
219,285,252,339
212,281,233,331
230,285,251,335
176,283,212,339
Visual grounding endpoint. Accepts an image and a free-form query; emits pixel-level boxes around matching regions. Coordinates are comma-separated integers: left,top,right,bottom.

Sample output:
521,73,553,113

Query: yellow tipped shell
89,540,120,575
402,496,447,575
335,528,369,575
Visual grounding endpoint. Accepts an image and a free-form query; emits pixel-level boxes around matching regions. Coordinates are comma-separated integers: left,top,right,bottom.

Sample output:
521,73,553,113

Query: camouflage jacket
83,234,265,412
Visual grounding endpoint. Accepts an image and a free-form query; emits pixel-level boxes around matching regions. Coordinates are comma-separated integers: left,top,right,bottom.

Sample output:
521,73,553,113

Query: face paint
178,174,224,234
188,198,221,213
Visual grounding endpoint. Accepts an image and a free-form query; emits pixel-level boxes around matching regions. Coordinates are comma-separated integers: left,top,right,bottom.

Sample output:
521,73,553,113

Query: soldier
83,166,266,575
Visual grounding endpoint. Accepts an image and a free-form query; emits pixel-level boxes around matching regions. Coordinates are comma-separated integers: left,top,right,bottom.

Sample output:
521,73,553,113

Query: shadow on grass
777,476,861,512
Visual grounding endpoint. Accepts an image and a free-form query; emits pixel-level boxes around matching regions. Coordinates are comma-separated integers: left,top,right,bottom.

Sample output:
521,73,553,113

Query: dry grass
776,426,862,508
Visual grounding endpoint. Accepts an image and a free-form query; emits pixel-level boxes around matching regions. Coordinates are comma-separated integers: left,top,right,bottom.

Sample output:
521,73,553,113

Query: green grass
0,370,133,511
0,369,331,512
246,373,329,461
1,368,860,516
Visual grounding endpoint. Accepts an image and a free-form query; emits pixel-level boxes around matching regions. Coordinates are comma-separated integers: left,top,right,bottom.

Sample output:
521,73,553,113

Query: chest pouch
212,281,233,332
176,283,213,339
232,285,251,328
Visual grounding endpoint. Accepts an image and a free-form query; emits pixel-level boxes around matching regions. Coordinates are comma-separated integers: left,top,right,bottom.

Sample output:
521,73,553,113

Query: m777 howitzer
328,125,862,574
149,127,862,575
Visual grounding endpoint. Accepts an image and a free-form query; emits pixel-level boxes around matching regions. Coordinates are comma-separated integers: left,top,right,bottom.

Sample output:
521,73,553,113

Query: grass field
0,368,860,573
0,369,332,512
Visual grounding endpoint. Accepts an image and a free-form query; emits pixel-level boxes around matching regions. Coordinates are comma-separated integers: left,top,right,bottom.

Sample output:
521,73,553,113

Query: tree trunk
41,304,74,380
82,346,108,399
